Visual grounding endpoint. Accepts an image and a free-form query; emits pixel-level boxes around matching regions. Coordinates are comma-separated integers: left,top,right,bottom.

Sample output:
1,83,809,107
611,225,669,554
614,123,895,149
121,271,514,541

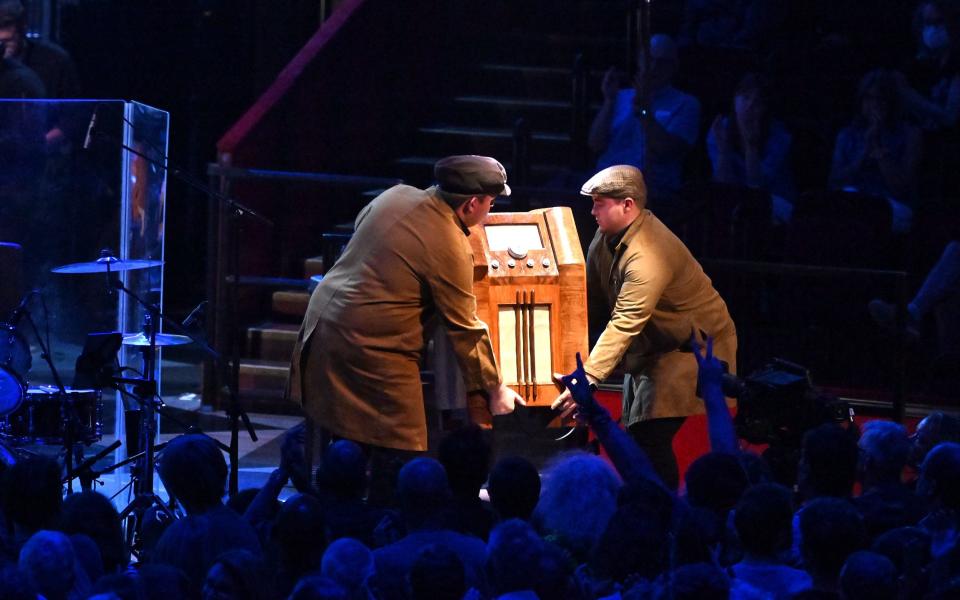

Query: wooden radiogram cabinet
468,207,588,408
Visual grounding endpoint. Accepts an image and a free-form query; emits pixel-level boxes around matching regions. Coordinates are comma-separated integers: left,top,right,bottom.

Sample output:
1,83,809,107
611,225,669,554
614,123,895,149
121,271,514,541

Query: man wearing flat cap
288,155,523,491
553,164,736,489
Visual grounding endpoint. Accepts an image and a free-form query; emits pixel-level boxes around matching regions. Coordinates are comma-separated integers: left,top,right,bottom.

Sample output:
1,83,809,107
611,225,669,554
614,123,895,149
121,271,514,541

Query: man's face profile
591,195,634,234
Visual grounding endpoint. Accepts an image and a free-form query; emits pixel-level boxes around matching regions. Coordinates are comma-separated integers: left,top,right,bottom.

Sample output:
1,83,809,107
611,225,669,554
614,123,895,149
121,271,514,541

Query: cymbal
121,333,192,347
52,259,163,274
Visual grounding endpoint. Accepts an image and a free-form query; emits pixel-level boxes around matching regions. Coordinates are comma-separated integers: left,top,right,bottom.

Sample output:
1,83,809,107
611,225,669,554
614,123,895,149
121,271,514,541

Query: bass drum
0,327,30,415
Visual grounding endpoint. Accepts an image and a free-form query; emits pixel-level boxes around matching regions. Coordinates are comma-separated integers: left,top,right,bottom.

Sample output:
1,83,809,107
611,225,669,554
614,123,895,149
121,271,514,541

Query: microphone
182,301,207,330
83,105,98,150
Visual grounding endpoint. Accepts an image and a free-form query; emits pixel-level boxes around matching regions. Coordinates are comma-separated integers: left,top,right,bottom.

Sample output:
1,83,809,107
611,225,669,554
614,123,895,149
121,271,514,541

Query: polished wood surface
469,207,588,411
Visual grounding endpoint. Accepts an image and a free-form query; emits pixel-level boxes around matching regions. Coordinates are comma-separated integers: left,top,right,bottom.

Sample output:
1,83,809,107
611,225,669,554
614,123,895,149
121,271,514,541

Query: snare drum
0,327,30,416
0,386,103,445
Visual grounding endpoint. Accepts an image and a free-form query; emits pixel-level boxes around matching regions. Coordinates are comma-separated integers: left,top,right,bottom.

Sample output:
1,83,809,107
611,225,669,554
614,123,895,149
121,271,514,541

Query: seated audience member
916,442,960,559
871,527,932,599
907,411,960,469
535,541,577,600
854,421,925,539
371,458,486,600
685,451,749,516
486,456,540,522
152,434,261,594
732,483,812,598
708,72,796,223
18,530,90,600
798,498,866,594
315,439,385,547
270,493,327,597
287,576,348,600
437,424,496,540
652,562,730,599
0,454,62,552
138,564,192,600
838,551,898,600
407,544,468,600
588,34,700,212
869,241,960,352
321,538,374,600
0,562,35,599
898,1,960,131
532,451,621,563
798,423,859,503
59,490,129,574
88,571,142,600
0,0,79,98
201,549,273,600
829,68,921,233
580,503,670,597
485,519,543,600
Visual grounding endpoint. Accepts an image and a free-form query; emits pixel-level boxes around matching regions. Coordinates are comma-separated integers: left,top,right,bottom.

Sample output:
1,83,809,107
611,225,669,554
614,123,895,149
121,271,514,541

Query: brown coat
583,209,736,423
287,185,501,451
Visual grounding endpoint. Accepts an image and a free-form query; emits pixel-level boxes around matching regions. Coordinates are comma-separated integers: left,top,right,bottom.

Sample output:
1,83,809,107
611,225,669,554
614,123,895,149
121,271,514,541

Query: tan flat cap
580,165,647,203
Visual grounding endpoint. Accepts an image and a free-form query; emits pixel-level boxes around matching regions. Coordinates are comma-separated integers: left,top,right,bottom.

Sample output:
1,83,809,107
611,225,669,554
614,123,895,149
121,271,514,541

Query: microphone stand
15,297,81,494
87,113,266,496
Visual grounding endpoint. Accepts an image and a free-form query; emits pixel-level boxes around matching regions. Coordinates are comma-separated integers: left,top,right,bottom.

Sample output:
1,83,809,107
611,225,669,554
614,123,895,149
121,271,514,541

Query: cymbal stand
88,117,268,498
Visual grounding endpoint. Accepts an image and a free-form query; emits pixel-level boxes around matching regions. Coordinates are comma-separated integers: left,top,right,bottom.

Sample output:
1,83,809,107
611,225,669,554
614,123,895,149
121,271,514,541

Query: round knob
491,259,500,270
526,259,535,268
507,246,528,260
507,259,516,268
541,258,551,268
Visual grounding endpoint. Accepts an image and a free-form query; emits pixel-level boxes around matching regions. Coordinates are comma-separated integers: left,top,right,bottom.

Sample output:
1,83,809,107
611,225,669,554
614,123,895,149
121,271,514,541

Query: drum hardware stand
11,292,84,494
99,268,244,556
86,113,269,497
66,438,122,492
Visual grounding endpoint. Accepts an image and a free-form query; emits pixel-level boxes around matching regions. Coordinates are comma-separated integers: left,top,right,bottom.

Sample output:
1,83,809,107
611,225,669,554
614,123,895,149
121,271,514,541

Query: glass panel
0,99,168,469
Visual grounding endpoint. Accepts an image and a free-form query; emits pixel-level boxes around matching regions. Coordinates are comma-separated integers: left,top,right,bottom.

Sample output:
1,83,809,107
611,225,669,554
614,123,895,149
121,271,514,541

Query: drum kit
0,251,194,496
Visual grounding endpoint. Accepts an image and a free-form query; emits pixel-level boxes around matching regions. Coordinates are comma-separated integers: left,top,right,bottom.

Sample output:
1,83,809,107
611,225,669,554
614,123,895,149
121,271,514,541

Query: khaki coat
583,209,737,423
287,185,500,451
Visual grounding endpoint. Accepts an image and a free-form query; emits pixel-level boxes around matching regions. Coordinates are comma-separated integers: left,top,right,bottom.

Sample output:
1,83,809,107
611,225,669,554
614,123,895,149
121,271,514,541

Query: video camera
723,358,852,448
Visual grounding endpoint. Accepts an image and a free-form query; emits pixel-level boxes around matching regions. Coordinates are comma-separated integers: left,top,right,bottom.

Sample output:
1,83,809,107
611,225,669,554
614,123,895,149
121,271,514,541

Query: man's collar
430,186,471,236
605,210,647,253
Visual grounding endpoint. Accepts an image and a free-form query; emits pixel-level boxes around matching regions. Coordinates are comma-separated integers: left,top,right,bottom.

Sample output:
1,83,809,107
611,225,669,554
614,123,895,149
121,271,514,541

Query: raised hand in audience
691,332,738,454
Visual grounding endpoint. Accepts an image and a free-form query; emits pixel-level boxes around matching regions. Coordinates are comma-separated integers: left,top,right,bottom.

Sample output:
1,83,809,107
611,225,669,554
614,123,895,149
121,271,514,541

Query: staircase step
238,359,289,394
465,62,608,98
482,31,627,67
415,125,572,166
272,290,310,319
304,256,325,278
247,322,300,362
392,156,567,190
450,95,602,131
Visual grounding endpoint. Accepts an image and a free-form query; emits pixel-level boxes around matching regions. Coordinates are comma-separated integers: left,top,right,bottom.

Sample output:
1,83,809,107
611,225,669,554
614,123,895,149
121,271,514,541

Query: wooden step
415,125,572,166
391,156,569,191
239,359,290,396
271,290,310,319
247,322,300,362
304,256,325,278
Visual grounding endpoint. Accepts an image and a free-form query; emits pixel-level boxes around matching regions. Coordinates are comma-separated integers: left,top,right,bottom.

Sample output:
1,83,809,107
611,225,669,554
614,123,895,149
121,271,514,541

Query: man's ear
464,195,480,214
623,197,636,211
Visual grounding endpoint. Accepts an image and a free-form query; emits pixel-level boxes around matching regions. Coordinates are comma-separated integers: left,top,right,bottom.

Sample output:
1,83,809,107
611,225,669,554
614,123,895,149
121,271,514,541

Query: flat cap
435,155,511,197
580,165,647,203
